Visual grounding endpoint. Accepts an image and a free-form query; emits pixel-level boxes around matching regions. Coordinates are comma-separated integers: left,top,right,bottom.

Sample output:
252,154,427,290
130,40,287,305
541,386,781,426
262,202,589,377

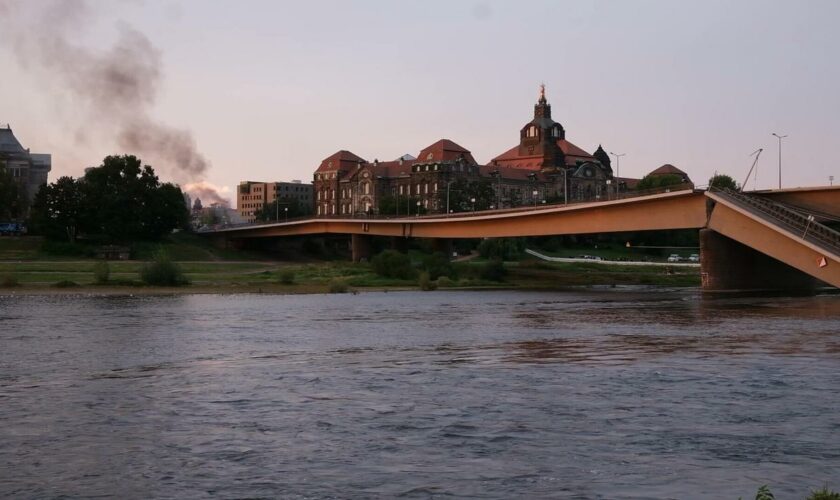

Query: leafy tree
79,155,188,241
371,250,416,279
438,178,496,212
254,197,312,222
28,176,83,242
478,238,524,261
0,164,24,220
636,174,684,191
421,252,455,280
709,173,738,191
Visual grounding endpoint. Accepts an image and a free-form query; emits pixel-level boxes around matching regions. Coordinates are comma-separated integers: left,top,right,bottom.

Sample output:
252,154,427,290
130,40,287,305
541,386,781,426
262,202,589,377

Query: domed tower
592,145,613,176
517,84,566,171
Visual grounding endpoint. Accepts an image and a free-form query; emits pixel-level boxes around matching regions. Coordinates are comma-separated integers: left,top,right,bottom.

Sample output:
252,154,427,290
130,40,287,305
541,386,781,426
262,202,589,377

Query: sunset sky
1,0,838,205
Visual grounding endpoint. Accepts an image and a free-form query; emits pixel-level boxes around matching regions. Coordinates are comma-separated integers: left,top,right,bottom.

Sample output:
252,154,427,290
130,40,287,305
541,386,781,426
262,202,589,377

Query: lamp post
471,197,476,212
491,169,501,209
284,206,288,222
772,133,787,189
532,189,538,209
609,152,625,178
416,200,421,217
562,169,568,205
606,179,612,201
831,175,835,186
446,179,456,215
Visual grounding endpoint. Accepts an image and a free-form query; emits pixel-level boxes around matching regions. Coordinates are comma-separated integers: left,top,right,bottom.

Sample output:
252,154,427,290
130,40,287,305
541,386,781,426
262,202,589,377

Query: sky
1,0,839,206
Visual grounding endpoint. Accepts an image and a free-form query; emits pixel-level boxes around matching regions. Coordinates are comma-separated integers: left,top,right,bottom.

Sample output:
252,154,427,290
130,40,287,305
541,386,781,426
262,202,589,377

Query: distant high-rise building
237,180,314,222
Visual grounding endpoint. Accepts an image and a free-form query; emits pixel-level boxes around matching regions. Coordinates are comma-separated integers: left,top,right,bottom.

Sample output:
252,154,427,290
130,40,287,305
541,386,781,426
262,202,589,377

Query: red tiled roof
491,139,595,169
417,139,477,164
479,164,550,181
649,164,686,176
315,150,366,173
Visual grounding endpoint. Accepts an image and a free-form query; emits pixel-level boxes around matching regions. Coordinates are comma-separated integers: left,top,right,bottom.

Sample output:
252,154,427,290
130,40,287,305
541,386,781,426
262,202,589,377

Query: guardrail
711,187,840,255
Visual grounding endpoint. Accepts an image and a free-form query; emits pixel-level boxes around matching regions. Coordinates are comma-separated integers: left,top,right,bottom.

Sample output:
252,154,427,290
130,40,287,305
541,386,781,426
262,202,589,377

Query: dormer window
526,125,538,138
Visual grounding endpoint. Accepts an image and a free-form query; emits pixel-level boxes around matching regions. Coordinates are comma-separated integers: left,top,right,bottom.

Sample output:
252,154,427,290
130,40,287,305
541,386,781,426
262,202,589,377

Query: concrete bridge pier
699,229,817,292
351,234,372,262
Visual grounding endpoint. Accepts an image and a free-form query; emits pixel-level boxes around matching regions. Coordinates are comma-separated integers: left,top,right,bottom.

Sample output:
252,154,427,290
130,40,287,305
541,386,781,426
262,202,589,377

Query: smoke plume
183,181,231,207
0,0,228,203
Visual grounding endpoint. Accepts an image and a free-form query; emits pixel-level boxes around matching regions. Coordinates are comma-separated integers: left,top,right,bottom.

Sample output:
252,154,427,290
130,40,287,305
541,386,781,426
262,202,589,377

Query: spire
539,83,546,104
534,83,551,119
593,145,612,171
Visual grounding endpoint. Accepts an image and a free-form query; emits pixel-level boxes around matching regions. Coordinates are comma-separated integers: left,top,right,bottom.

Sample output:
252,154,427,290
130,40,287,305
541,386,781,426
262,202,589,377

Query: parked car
579,255,603,261
667,254,682,262
0,222,25,236
688,254,700,262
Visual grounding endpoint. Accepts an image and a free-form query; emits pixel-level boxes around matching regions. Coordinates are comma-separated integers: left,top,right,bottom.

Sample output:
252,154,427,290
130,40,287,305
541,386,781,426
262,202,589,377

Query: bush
436,276,454,288
41,240,90,257
278,269,295,285
93,260,110,284
480,258,507,282
1,274,19,287
421,252,455,280
328,278,348,293
478,238,523,261
709,173,738,191
418,271,437,291
53,280,80,288
371,250,416,280
808,487,840,500
140,252,188,286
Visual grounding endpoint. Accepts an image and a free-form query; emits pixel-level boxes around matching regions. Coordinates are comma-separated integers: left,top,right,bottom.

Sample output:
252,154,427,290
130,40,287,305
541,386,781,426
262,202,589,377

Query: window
415,183,420,195
433,182,438,192
399,185,404,195
423,183,428,194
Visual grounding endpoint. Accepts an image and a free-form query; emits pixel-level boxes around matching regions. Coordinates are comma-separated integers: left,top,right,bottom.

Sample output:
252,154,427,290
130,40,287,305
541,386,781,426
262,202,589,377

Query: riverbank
0,259,700,295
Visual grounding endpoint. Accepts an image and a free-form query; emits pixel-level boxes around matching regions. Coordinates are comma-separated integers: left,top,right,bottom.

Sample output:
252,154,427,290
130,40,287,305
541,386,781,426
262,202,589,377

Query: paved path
524,249,700,267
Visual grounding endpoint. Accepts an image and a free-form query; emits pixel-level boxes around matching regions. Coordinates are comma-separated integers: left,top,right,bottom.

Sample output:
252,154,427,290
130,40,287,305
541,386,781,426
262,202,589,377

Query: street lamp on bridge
772,132,787,189
609,152,626,178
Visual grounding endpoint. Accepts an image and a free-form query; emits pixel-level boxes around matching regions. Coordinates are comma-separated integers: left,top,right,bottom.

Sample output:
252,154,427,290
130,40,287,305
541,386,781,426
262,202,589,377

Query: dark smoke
0,0,227,202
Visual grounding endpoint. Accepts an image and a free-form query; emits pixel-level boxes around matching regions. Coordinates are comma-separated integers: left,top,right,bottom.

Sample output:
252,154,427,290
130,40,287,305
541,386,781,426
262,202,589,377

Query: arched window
364,182,370,195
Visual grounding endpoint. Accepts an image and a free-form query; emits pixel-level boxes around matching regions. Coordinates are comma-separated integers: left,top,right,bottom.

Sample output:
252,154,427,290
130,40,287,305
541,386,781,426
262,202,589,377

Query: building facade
0,125,51,214
237,180,313,222
312,87,622,216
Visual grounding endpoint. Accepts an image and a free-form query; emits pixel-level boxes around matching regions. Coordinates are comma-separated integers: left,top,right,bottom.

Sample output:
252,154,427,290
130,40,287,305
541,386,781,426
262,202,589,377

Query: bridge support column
432,238,453,259
351,234,372,262
700,229,817,292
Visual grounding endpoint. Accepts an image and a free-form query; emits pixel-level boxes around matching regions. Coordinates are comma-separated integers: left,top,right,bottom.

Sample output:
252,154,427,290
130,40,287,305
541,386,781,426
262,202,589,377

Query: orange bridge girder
212,189,709,240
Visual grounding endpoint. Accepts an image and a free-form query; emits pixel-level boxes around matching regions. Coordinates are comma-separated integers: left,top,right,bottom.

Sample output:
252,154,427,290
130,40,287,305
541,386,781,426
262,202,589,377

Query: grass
0,235,702,292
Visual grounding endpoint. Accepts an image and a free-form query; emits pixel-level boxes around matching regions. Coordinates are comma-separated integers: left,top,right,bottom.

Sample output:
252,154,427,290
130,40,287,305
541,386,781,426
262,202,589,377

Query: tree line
28,155,188,242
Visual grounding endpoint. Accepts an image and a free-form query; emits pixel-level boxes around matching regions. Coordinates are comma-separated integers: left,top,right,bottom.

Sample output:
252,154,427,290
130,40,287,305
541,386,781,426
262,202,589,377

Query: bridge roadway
205,186,840,291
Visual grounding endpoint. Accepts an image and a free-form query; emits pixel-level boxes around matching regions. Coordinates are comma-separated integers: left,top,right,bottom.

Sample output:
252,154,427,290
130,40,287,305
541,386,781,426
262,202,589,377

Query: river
1,289,839,499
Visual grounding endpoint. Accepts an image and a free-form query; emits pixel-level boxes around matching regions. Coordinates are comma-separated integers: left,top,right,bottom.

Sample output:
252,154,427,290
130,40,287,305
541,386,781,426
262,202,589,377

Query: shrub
808,487,840,500
1,274,20,287
371,250,416,280
480,258,507,282
436,276,454,288
328,278,348,293
709,173,738,191
53,280,80,288
140,252,188,286
93,260,110,284
418,271,437,291
278,269,295,285
421,252,455,280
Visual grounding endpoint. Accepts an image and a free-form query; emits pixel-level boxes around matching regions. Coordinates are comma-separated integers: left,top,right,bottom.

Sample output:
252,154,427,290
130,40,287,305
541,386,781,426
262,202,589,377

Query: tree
79,155,188,241
379,195,424,216
709,173,738,191
28,177,83,242
254,197,312,222
636,174,684,191
438,178,496,213
0,164,23,220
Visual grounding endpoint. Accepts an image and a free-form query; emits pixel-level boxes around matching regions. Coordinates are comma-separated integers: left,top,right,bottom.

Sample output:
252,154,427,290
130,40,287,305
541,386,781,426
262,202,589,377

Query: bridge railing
711,187,840,255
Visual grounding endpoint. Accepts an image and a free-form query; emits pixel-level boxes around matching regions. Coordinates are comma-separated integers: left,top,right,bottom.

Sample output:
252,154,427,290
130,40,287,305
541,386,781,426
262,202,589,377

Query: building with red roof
311,86,648,216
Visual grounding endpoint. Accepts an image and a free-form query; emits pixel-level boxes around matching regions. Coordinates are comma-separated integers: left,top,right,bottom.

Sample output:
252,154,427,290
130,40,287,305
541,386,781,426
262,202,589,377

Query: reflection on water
0,289,839,498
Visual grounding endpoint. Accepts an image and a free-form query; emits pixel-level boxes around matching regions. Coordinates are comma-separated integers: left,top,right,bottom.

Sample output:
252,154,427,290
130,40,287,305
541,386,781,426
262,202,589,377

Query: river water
1,289,839,499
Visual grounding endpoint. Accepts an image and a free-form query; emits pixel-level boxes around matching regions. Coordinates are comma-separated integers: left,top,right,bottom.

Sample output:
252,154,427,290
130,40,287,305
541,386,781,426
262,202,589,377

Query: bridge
204,186,840,292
